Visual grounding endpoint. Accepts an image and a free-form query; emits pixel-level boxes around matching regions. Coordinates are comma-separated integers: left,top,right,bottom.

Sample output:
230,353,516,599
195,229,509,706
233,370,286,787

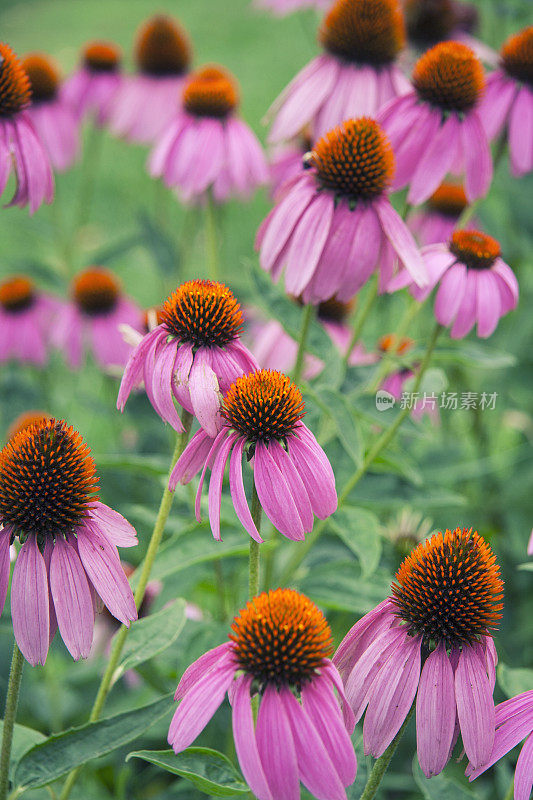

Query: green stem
342,277,378,371
205,191,219,281
213,560,227,621
75,124,104,230
503,779,514,800
358,705,415,800
0,645,25,800
366,297,422,395
279,323,442,586
292,304,315,386
249,483,262,600
58,411,193,800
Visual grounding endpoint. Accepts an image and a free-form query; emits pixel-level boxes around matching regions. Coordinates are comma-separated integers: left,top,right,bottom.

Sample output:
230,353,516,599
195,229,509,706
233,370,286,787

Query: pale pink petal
515,731,533,800
254,441,305,540
492,259,519,315
461,112,493,201
509,86,533,177
189,349,223,438
416,642,456,777
434,262,467,326
11,537,49,665
451,269,478,338
232,675,274,800
476,270,501,338
408,114,460,205
88,502,138,548
269,440,314,532
333,600,396,679
50,536,94,660
287,432,337,519
455,644,495,768
229,437,263,543
175,643,234,701
257,176,315,272
208,433,238,541
169,428,216,489
375,197,427,287
284,191,335,297
255,685,300,800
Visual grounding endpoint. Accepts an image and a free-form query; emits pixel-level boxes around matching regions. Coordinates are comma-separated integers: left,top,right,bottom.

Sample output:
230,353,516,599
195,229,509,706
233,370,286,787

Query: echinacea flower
388,230,519,338
254,0,332,16
408,182,477,246
467,690,533,800
0,417,137,665
110,15,192,144
257,117,426,302
52,267,142,369
269,132,312,198
334,526,503,776
61,41,122,126
149,65,268,204
22,52,80,171
0,43,54,213
169,588,356,800
169,369,337,542
0,276,59,366
118,280,258,437
268,0,410,142
478,26,533,177
379,41,492,204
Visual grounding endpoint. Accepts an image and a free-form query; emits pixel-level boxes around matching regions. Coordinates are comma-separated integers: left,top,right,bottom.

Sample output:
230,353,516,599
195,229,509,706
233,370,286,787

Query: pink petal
515,731,533,800
269,441,314,533
333,599,396,679
11,537,49,666
286,432,337,519
255,685,300,800
88,502,138,548
257,176,315,272
416,642,457,777
151,342,183,430
232,675,274,800
475,270,501,338
169,428,215,489
189,349,223,438
434,262,468,326
254,441,305,541
455,644,495,768
509,87,533,177
0,528,11,615
50,536,94,660
175,643,233,701
375,197,427,287
208,433,238,541
408,114,460,205
229,437,263,543
451,270,478,338
461,112,493,201
492,259,519,315
284,191,335,297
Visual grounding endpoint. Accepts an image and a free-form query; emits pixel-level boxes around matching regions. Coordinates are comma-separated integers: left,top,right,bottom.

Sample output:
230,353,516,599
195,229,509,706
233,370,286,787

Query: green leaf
330,507,382,577
497,663,533,697
0,721,45,780
127,747,249,796
14,695,173,790
435,343,516,369
518,563,533,572
138,212,179,275
94,453,169,477
412,757,479,799
113,599,187,680
301,561,391,614
307,388,363,467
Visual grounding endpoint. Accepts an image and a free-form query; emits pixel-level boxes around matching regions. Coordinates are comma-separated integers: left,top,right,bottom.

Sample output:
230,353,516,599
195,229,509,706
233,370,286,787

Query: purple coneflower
255,0,332,15
0,276,59,366
169,369,337,542
269,131,312,198
149,65,268,204
118,280,258,437
169,588,356,800
0,43,54,213
22,53,80,171
268,0,410,142
467,690,533,800
110,15,192,144
52,267,142,369
335,526,503,776
478,26,533,177
408,182,477,246
0,417,137,665
379,41,492,204
257,117,426,303
388,230,519,338
61,41,122,126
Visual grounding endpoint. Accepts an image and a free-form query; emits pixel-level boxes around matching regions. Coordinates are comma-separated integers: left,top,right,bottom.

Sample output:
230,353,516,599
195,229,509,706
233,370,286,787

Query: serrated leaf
127,747,249,796
330,507,382,577
113,599,187,681
14,695,173,789
497,663,533,697
0,721,45,780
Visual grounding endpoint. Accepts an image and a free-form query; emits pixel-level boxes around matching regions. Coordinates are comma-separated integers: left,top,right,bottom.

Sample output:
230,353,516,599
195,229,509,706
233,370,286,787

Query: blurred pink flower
388,230,519,339
335,527,503,777
255,0,332,15
169,588,356,800
268,0,410,142
62,41,122,126
257,118,426,303
22,52,80,172
269,134,311,198
408,182,477,246
0,43,54,213
52,267,142,369
169,370,337,542
0,276,59,366
149,65,268,204
110,15,192,144
0,418,137,666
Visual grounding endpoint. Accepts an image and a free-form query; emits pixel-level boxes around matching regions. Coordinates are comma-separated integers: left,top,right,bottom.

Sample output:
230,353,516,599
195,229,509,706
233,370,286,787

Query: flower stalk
0,645,25,800
358,705,415,800
205,190,219,281
342,276,378,371
249,483,262,600
292,303,315,386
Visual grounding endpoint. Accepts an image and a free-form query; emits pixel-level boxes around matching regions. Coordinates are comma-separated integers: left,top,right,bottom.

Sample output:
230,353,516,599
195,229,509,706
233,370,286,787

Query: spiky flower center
0,276,35,313
83,41,121,72
405,0,456,47
317,296,354,323
230,589,333,689
378,333,413,354
0,43,31,117
449,230,501,270
161,280,243,348
427,182,467,217
413,41,484,112
7,411,52,441
21,53,59,102
222,370,305,443
392,527,503,648
320,0,405,66
135,15,191,76
72,268,120,315
0,418,99,540
501,26,533,86
310,117,394,200
183,66,238,118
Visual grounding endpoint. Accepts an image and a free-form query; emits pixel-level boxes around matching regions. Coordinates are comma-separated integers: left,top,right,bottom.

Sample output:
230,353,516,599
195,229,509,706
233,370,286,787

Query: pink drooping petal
287,432,337,519
461,112,493,201
11,536,49,665
208,432,238,540
416,642,457,777
284,191,335,297
193,428,229,522
455,644,495,768
408,114,460,205
150,342,184,430
390,106,441,190
514,730,533,800
434,262,468,326
492,259,519,315
478,73,518,140
257,175,315,272
269,441,314,532
42,537,58,643
169,428,216,489
476,270,501,338
323,662,356,734
168,648,236,751
255,685,300,800
50,536,94,660
303,674,357,787
175,643,234,701
375,197,427,287
76,521,137,626
509,86,533,177
304,202,358,303
88,502,138,548
254,441,305,540
0,528,11,615
467,692,533,781
229,437,263,543
232,674,274,800
173,340,194,410
283,688,347,800
189,349,223,438
333,599,396,679
450,269,478,339
363,634,421,757
117,327,165,410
